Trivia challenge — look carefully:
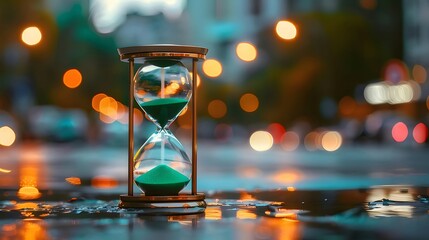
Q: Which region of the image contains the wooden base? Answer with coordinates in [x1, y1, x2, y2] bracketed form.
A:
[118, 193, 206, 215]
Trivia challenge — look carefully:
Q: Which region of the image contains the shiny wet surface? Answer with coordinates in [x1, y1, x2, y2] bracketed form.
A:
[1, 187, 429, 239]
[1, 142, 429, 239]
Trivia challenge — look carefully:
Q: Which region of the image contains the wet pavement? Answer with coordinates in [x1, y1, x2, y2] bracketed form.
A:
[1, 142, 429, 239]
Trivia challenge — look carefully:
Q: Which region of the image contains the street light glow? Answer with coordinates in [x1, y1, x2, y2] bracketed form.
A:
[236, 42, 257, 62]
[275, 20, 297, 40]
[0, 126, 16, 147]
[249, 131, 273, 151]
[203, 59, 222, 78]
[63, 69, 83, 88]
[21, 26, 42, 46]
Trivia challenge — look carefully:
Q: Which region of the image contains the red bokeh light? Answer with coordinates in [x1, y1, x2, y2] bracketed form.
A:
[391, 122, 408, 142]
[413, 123, 428, 144]
[267, 123, 286, 144]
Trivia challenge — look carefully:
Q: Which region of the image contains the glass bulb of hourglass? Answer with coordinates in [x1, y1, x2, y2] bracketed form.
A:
[133, 59, 192, 196]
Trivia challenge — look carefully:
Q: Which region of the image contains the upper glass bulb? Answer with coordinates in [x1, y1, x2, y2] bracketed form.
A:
[134, 59, 191, 129]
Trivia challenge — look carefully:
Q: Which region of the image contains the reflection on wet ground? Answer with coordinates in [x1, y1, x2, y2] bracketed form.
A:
[1, 186, 429, 239]
[1, 142, 429, 239]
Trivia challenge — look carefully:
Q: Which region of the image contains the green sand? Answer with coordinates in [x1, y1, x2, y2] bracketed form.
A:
[135, 164, 190, 196]
[141, 98, 188, 128]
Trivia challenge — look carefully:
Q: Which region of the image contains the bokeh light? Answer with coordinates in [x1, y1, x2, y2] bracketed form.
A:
[281, 131, 300, 151]
[21, 26, 42, 46]
[267, 123, 286, 144]
[271, 170, 300, 184]
[413, 123, 428, 144]
[239, 93, 259, 113]
[0, 126, 16, 147]
[249, 131, 273, 151]
[304, 131, 320, 151]
[275, 20, 297, 40]
[208, 99, 227, 118]
[99, 96, 118, 119]
[236, 42, 257, 62]
[392, 122, 408, 142]
[92, 93, 107, 111]
[364, 81, 418, 105]
[321, 131, 343, 152]
[202, 59, 222, 78]
[63, 69, 83, 88]
[412, 64, 427, 83]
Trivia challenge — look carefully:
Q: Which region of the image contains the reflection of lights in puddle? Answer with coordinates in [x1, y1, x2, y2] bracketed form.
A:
[265, 208, 302, 220]
[15, 202, 38, 210]
[236, 209, 257, 219]
[17, 186, 41, 200]
[0, 167, 12, 173]
[65, 177, 82, 185]
[205, 207, 222, 220]
[91, 176, 118, 189]
[366, 186, 416, 218]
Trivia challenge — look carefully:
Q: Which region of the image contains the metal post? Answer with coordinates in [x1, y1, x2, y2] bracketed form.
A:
[192, 58, 198, 195]
[128, 58, 135, 196]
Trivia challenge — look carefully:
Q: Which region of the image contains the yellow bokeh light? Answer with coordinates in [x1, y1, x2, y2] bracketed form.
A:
[321, 131, 343, 152]
[239, 93, 259, 113]
[275, 20, 297, 40]
[21, 26, 42, 46]
[236, 42, 257, 62]
[202, 59, 222, 78]
[412, 64, 427, 83]
[249, 131, 273, 151]
[63, 69, 83, 89]
[208, 99, 227, 118]
[0, 126, 16, 147]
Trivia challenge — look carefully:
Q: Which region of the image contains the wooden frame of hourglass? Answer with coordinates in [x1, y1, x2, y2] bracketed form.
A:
[117, 45, 208, 214]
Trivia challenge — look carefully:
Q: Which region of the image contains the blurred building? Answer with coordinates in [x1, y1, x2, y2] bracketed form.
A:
[403, 0, 429, 67]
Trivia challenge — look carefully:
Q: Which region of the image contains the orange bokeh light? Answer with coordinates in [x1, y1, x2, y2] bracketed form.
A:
[239, 93, 259, 113]
[92, 93, 107, 111]
[208, 99, 227, 118]
[202, 59, 222, 78]
[63, 69, 83, 88]
[236, 42, 257, 62]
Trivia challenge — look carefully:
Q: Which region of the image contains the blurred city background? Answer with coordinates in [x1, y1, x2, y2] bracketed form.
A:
[1, 0, 429, 196]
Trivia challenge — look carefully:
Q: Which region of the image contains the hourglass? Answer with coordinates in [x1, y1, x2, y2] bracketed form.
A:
[117, 45, 207, 214]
